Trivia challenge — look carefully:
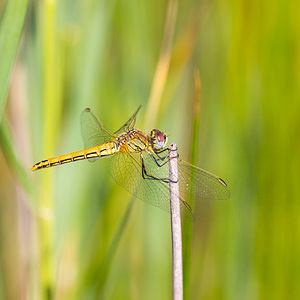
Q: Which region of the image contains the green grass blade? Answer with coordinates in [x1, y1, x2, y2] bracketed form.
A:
[145, 0, 178, 129]
[0, 0, 29, 120]
[0, 118, 34, 196]
[182, 71, 201, 299]
[78, 199, 134, 299]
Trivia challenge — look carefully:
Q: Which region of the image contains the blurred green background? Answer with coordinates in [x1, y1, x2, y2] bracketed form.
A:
[0, 0, 299, 299]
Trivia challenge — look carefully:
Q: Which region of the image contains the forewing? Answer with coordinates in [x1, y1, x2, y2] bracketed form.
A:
[113, 105, 142, 135]
[178, 159, 230, 200]
[80, 108, 114, 149]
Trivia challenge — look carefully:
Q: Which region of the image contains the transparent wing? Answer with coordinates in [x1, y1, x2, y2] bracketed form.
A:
[110, 149, 192, 215]
[110, 150, 171, 212]
[110, 149, 230, 214]
[80, 108, 115, 149]
[113, 105, 142, 135]
[178, 159, 230, 200]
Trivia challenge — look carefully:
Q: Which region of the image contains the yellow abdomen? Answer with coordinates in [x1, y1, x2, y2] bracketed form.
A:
[30, 142, 118, 171]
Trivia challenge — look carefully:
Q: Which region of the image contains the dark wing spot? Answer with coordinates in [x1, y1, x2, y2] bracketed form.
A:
[218, 178, 227, 187]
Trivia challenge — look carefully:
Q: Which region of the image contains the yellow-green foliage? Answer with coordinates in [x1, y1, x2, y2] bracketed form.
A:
[0, 0, 299, 299]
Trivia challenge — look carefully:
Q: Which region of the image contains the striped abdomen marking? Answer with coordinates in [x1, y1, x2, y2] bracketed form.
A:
[30, 142, 119, 172]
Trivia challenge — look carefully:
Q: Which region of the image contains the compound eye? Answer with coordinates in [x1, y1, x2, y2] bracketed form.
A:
[156, 131, 164, 142]
[155, 130, 167, 150]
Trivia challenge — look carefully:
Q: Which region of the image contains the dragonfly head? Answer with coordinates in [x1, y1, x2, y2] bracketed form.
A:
[150, 129, 168, 151]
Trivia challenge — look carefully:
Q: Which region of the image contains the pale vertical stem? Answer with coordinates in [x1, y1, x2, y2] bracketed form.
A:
[168, 143, 183, 300]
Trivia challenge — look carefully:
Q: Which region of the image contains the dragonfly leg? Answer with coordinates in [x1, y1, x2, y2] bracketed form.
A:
[155, 147, 169, 155]
[157, 145, 178, 154]
[156, 152, 170, 161]
[150, 152, 179, 168]
[150, 153, 170, 167]
[155, 147, 179, 160]
[155, 147, 179, 161]
[141, 155, 178, 184]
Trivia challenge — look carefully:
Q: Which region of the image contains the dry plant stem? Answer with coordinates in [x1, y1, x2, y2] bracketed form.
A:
[168, 143, 183, 300]
[145, 0, 178, 128]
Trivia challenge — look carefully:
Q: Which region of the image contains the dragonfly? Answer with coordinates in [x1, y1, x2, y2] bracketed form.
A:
[31, 106, 230, 214]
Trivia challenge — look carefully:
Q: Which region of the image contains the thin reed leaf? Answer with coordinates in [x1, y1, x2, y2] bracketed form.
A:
[182, 70, 201, 299]
[0, 0, 29, 120]
[77, 199, 134, 299]
[0, 118, 33, 196]
[37, 0, 60, 298]
[145, 0, 178, 128]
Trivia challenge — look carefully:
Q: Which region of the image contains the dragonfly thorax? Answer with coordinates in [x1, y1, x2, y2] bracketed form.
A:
[150, 129, 168, 151]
